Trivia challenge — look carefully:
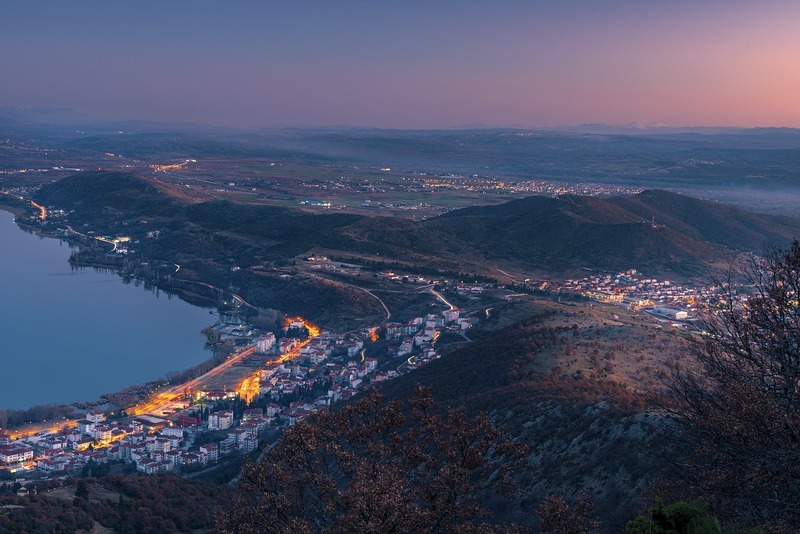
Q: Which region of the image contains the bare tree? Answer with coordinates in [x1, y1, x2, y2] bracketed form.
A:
[538, 492, 600, 534]
[217, 386, 526, 534]
[667, 239, 800, 526]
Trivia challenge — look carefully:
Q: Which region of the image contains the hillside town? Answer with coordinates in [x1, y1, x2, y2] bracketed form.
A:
[543, 268, 744, 319]
[0, 303, 474, 479]
[1, 229, 753, 484]
[3, 261, 750, 481]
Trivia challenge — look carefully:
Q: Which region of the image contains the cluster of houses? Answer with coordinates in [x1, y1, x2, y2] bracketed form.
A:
[385, 308, 473, 359]
[123, 408, 277, 475]
[259, 329, 385, 407]
[0, 407, 281, 476]
[263, 357, 388, 427]
[245, 306, 480, 427]
[258, 307, 475, 411]
[556, 269, 724, 313]
[0, 346, 400, 476]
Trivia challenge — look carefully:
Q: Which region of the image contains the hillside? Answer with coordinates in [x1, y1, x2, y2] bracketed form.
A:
[34, 172, 386, 328]
[25, 171, 799, 529]
[417, 190, 800, 276]
[35, 171, 181, 226]
[376, 300, 688, 530]
[34, 171, 800, 283]
[609, 189, 800, 251]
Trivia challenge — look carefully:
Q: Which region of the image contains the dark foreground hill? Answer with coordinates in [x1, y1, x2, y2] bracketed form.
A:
[212, 299, 691, 532]
[373, 300, 683, 530]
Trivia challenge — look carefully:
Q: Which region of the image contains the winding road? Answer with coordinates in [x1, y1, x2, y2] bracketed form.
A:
[429, 287, 456, 310]
[307, 272, 391, 321]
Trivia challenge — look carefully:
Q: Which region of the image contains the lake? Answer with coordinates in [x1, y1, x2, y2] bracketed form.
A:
[0, 209, 213, 410]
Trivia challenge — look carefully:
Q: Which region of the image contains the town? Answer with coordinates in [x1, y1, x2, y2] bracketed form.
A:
[550, 268, 740, 318]
[0, 295, 477, 481]
[0, 138, 646, 222]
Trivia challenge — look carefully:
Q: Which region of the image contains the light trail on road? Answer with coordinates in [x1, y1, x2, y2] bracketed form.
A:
[430, 287, 456, 310]
[236, 317, 320, 403]
[128, 345, 257, 416]
[30, 201, 47, 220]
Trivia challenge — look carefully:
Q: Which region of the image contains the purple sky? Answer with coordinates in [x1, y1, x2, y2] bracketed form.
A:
[2, 1, 799, 129]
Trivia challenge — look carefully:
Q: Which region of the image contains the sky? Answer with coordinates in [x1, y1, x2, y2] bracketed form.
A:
[2, 0, 800, 129]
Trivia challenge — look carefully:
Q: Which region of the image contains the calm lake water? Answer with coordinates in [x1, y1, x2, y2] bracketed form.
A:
[0, 210, 213, 410]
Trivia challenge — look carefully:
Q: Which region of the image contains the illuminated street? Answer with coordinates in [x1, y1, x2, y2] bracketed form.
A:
[128, 345, 256, 416]
[30, 200, 46, 220]
[131, 318, 320, 416]
[236, 318, 320, 404]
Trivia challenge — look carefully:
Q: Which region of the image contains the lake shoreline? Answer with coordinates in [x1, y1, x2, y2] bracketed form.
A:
[0, 205, 218, 422]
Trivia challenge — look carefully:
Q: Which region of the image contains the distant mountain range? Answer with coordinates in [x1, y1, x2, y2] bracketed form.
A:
[3, 106, 798, 134]
[7, 113, 800, 218]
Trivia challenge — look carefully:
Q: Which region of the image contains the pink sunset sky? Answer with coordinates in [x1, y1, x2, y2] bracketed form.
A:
[2, 0, 799, 129]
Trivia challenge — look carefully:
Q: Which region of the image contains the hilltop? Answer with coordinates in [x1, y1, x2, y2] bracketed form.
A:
[415, 190, 800, 277]
[35, 171, 181, 226]
[608, 189, 800, 251]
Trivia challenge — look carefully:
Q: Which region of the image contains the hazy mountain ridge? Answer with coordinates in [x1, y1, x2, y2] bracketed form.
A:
[8, 120, 800, 193]
[608, 190, 800, 251]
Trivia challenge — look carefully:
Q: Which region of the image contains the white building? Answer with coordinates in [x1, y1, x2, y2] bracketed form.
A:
[0, 445, 34, 464]
[443, 308, 462, 324]
[86, 411, 106, 423]
[146, 438, 171, 454]
[200, 443, 219, 463]
[652, 307, 690, 320]
[93, 425, 113, 441]
[256, 333, 276, 354]
[208, 410, 234, 430]
[265, 403, 282, 417]
[160, 426, 184, 439]
[77, 420, 96, 436]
